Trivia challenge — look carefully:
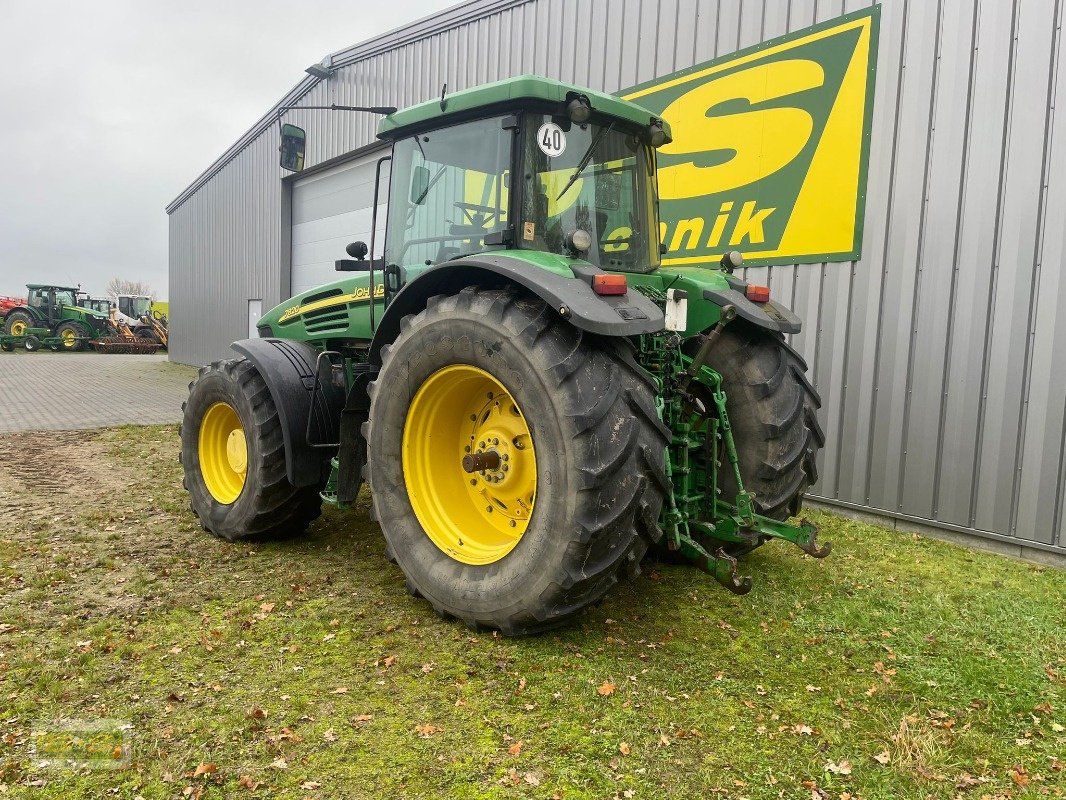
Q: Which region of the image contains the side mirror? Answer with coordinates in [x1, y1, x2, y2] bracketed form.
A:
[410, 165, 430, 204]
[279, 124, 306, 172]
[345, 241, 368, 260]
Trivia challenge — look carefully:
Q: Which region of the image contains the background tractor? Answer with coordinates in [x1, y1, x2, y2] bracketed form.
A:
[181, 76, 825, 634]
[2, 284, 111, 351]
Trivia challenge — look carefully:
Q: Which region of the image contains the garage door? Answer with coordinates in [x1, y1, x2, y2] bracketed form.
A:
[290, 150, 390, 297]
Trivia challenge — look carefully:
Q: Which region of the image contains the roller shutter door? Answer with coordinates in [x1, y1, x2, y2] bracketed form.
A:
[290, 150, 389, 297]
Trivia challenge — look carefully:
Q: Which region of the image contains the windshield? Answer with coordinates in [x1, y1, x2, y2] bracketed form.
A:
[120, 297, 151, 318]
[519, 115, 659, 272]
[385, 117, 511, 267]
[54, 290, 75, 306]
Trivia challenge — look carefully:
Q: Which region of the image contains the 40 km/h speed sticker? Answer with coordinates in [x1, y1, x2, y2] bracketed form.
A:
[536, 122, 566, 157]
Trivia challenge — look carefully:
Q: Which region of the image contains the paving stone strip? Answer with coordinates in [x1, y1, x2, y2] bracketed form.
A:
[0, 353, 198, 432]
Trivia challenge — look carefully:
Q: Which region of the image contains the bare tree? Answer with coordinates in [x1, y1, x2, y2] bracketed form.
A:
[106, 278, 155, 299]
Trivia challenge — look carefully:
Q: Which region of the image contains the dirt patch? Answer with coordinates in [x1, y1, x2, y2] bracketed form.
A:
[0, 427, 214, 624]
[0, 430, 128, 510]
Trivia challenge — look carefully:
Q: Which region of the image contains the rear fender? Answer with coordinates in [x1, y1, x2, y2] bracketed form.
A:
[231, 338, 345, 487]
[368, 254, 665, 365]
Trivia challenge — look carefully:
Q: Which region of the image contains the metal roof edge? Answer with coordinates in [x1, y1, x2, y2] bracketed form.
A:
[166, 0, 533, 215]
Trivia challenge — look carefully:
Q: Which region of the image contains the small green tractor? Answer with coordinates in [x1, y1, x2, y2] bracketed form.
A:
[181, 76, 826, 634]
[2, 285, 111, 351]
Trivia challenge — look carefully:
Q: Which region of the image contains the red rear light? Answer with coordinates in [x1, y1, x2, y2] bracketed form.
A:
[745, 285, 770, 303]
[592, 274, 628, 296]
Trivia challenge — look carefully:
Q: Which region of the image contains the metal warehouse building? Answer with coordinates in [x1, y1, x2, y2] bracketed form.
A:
[167, 0, 1066, 562]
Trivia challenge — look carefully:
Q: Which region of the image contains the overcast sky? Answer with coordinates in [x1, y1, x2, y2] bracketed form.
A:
[0, 0, 458, 300]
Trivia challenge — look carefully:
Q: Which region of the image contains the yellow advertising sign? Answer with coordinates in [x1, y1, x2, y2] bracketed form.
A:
[621, 7, 879, 266]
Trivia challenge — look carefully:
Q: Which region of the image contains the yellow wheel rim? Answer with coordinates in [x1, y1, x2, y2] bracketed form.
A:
[198, 402, 248, 504]
[402, 365, 537, 565]
[10, 320, 26, 336]
[61, 329, 76, 348]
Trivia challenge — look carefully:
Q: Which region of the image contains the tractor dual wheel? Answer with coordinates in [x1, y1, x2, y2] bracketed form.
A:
[4, 311, 32, 338]
[180, 358, 327, 541]
[366, 287, 670, 635]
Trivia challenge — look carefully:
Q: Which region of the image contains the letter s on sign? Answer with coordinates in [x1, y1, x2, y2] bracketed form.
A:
[657, 59, 824, 200]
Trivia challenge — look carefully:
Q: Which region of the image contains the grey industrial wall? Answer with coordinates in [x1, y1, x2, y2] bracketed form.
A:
[167, 0, 1066, 557]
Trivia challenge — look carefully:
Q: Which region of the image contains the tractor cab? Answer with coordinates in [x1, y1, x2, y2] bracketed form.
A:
[375, 78, 667, 279]
[26, 285, 79, 326]
[115, 294, 153, 326]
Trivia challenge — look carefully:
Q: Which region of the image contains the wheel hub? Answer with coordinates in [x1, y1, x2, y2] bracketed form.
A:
[402, 365, 537, 565]
[198, 402, 247, 505]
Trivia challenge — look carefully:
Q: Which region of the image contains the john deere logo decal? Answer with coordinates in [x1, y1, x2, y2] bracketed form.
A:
[621, 7, 879, 266]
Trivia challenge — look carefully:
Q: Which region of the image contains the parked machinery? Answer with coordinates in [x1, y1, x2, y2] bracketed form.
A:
[181, 76, 826, 634]
[2, 285, 110, 351]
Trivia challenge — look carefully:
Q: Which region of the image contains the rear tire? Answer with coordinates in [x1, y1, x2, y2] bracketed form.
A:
[366, 287, 669, 635]
[5, 311, 32, 337]
[708, 325, 824, 522]
[180, 358, 326, 541]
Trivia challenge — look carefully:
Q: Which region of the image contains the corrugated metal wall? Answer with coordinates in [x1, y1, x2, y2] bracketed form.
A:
[167, 0, 1066, 555]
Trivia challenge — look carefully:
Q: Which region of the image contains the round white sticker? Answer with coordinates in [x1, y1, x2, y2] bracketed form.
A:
[536, 122, 567, 157]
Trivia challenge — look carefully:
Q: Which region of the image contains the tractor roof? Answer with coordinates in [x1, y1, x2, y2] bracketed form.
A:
[27, 284, 79, 292]
[377, 74, 670, 140]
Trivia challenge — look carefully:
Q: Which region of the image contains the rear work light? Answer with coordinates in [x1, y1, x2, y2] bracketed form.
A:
[745, 284, 770, 303]
[592, 274, 628, 296]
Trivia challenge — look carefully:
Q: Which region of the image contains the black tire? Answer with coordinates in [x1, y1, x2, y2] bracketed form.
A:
[707, 325, 824, 522]
[135, 326, 160, 343]
[1, 341, 13, 352]
[23, 334, 41, 352]
[4, 311, 32, 337]
[180, 358, 326, 541]
[366, 287, 669, 635]
[55, 321, 86, 352]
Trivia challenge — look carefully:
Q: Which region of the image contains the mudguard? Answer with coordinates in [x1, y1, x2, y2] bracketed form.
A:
[368, 254, 665, 364]
[703, 287, 802, 335]
[231, 338, 345, 487]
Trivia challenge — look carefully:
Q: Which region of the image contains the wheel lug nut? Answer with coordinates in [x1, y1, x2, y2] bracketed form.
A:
[502, 454, 509, 461]
[510, 520, 516, 528]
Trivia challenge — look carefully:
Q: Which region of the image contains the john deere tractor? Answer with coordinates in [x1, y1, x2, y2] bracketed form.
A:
[3, 284, 111, 351]
[181, 76, 826, 634]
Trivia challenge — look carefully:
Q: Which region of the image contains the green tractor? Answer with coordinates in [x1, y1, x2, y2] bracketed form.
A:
[3, 285, 111, 351]
[181, 75, 826, 634]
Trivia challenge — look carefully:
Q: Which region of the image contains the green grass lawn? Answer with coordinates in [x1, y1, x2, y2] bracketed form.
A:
[0, 425, 1063, 799]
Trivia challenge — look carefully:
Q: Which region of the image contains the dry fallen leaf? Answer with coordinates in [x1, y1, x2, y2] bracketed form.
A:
[618, 742, 631, 755]
[383, 655, 398, 668]
[415, 724, 440, 737]
[596, 682, 616, 696]
[354, 714, 374, 723]
[323, 728, 337, 742]
[193, 763, 217, 778]
[300, 781, 322, 790]
[332, 686, 349, 694]
[259, 602, 275, 613]
[247, 707, 267, 720]
[872, 750, 890, 765]
[507, 741, 524, 755]
[269, 758, 289, 770]
[237, 775, 260, 790]
[793, 724, 813, 736]
[825, 759, 852, 775]
[523, 772, 541, 786]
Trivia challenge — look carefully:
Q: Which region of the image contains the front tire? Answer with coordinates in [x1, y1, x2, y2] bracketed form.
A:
[55, 322, 85, 351]
[366, 287, 669, 635]
[180, 358, 326, 541]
